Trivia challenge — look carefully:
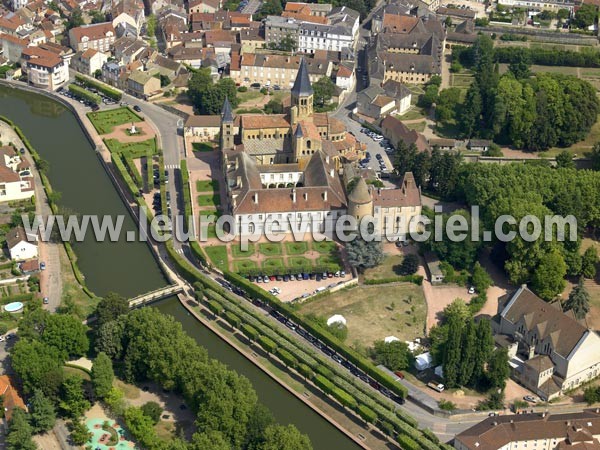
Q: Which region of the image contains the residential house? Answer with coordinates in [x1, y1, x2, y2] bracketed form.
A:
[11, 0, 28, 11]
[0, 12, 27, 36]
[102, 61, 127, 88]
[356, 80, 411, 119]
[167, 44, 203, 68]
[147, 52, 181, 80]
[6, 226, 38, 261]
[446, 19, 477, 48]
[19, 259, 39, 274]
[454, 410, 600, 450]
[424, 251, 444, 284]
[429, 137, 457, 151]
[21, 45, 69, 89]
[111, 0, 145, 37]
[468, 139, 492, 152]
[494, 285, 600, 400]
[380, 115, 429, 152]
[188, 0, 221, 13]
[335, 63, 354, 91]
[0, 376, 27, 425]
[0, 33, 28, 63]
[126, 69, 161, 98]
[184, 115, 221, 140]
[112, 36, 146, 65]
[497, 0, 577, 11]
[72, 48, 107, 76]
[68, 22, 115, 52]
[239, 27, 265, 54]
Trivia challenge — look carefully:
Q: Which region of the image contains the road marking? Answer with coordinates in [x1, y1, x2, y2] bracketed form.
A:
[165, 164, 180, 169]
[176, 248, 184, 254]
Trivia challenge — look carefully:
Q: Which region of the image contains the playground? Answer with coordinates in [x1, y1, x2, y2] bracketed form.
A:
[85, 417, 135, 450]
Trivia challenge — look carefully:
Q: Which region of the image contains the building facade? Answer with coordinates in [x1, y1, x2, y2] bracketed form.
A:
[68, 22, 116, 53]
[21, 46, 69, 90]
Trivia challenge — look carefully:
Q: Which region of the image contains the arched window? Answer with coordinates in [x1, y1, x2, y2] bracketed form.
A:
[306, 140, 311, 149]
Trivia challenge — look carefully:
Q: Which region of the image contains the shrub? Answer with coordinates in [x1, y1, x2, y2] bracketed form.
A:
[257, 335, 277, 354]
[276, 348, 298, 368]
[241, 323, 259, 341]
[141, 402, 162, 424]
[314, 374, 335, 394]
[68, 84, 101, 105]
[397, 434, 420, 450]
[331, 387, 357, 410]
[357, 404, 377, 423]
[75, 74, 122, 100]
[438, 399, 457, 411]
[223, 311, 240, 328]
[298, 363, 313, 380]
[237, 86, 248, 92]
[206, 299, 223, 316]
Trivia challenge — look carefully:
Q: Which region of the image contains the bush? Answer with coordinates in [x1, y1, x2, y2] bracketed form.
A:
[276, 348, 298, 368]
[241, 323, 259, 341]
[298, 363, 313, 380]
[438, 399, 457, 411]
[331, 387, 357, 410]
[75, 74, 122, 100]
[141, 402, 162, 424]
[237, 86, 248, 92]
[314, 374, 335, 394]
[398, 254, 419, 275]
[363, 275, 423, 285]
[397, 434, 420, 450]
[357, 404, 377, 423]
[206, 299, 224, 315]
[223, 311, 241, 328]
[68, 84, 101, 105]
[258, 335, 277, 354]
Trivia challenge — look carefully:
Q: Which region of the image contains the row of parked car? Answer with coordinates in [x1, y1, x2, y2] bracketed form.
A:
[215, 277, 406, 405]
[249, 270, 346, 284]
[57, 87, 99, 111]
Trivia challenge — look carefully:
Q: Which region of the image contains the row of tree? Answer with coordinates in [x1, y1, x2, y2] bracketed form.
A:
[187, 68, 239, 115]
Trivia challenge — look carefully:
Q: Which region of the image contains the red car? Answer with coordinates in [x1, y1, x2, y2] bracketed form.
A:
[394, 371, 405, 379]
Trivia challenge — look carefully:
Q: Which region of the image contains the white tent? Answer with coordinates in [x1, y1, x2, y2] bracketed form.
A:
[414, 352, 433, 371]
[434, 365, 444, 378]
[327, 314, 346, 326]
[384, 336, 400, 343]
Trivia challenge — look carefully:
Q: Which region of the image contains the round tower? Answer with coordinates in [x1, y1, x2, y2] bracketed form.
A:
[347, 178, 373, 222]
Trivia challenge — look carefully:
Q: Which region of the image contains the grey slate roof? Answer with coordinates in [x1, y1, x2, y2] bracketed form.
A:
[292, 57, 313, 97]
[222, 97, 234, 122]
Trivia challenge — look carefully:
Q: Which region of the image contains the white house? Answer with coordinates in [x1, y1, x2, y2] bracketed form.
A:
[68, 22, 116, 53]
[6, 227, 38, 261]
[111, 0, 145, 37]
[21, 46, 69, 90]
[184, 115, 221, 140]
[72, 48, 108, 76]
[335, 63, 354, 91]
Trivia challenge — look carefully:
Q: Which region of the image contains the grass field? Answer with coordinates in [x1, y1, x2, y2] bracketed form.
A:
[104, 138, 157, 156]
[285, 242, 308, 255]
[232, 243, 255, 258]
[199, 209, 220, 218]
[298, 284, 427, 347]
[205, 245, 228, 270]
[87, 107, 142, 135]
[405, 121, 427, 132]
[363, 255, 405, 280]
[262, 258, 285, 270]
[196, 180, 219, 192]
[237, 90, 264, 104]
[312, 240, 337, 254]
[397, 108, 427, 121]
[316, 255, 341, 268]
[450, 73, 474, 88]
[233, 259, 258, 272]
[259, 242, 282, 256]
[197, 194, 220, 208]
[192, 142, 214, 152]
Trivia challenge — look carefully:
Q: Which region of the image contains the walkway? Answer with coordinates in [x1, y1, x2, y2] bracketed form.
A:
[0, 120, 62, 311]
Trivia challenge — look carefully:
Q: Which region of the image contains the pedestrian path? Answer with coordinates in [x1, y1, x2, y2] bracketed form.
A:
[165, 164, 180, 169]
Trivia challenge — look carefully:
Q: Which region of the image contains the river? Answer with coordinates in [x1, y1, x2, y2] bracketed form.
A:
[0, 85, 363, 450]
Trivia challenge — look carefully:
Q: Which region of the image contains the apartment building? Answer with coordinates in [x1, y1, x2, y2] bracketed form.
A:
[21, 46, 69, 89]
[68, 22, 116, 52]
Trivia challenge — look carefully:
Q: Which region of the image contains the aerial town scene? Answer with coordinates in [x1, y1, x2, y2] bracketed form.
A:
[2, 0, 600, 448]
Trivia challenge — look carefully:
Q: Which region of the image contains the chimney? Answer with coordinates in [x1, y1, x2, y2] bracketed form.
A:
[292, 188, 296, 202]
[253, 193, 258, 204]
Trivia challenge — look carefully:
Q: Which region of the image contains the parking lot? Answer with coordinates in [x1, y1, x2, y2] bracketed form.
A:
[357, 128, 394, 177]
[253, 270, 352, 303]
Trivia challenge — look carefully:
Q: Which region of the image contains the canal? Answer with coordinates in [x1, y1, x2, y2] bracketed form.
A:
[0, 85, 363, 450]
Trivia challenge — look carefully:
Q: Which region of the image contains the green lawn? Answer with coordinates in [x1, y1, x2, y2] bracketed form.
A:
[237, 90, 264, 104]
[204, 245, 228, 270]
[192, 142, 214, 152]
[233, 259, 258, 272]
[199, 209, 220, 218]
[312, 240, 337, 254]
[259, 242, 282, 256]
[87, 107, 143, 135]
[196, 180, 219, 192]
[287, 256, 313, 270]
[406, 121, 426, 132]
[397, 108, 427, 121]
[285, 242, 308, 255]
[316, 255, 341, 267]
[197, 194, 220, 208]
[232, 243, 255, 258]
[262, 258, 285, 270]
[363, 255, 405, 280]
[104, 138, 157, 156]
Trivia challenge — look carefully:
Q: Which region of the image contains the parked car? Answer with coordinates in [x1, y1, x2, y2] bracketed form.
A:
[523, 395, 537, 403]
[43, 297, 49, 304]
[468, 286, 476, 294]
[250, 83, 261, 89]
[40, 262, 46, 270]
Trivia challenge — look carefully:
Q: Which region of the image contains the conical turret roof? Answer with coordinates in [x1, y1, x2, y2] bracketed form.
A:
[222, 96, 234, 122]
[292, 57, 313, 97]
[348, 178, 372, 205]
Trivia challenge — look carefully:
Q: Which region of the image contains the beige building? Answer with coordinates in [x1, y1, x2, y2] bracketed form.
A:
[72, 48, 107, 76]
[494, 285, 600, 400]
[0, 146, 34, 203]
[184, 115, 221, 140]
[0, 33, 28, 63]
[126, 70, 161, 98]
[68, 22, 116, 53]
[21, 46, 69, 90]
[455, 410, 600, 450]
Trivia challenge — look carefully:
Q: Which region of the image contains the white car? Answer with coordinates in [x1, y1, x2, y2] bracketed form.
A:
[269, 287, 281, 295]
[468, 286, 476, 294]
[373, 135, 384, 142]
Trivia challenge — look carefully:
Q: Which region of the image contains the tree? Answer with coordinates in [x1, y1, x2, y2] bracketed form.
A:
[370, 340, 412, 371]
[471, 262, 492, 293]
[581, 246, 598, 279]
[259, 0, 283, 17]
[146, 14, 157, 37]
[556, 150, 575, 169]
[574, 3, 597, 28]
[312, 77, 336, 108]
[531, 250, 567, 301]
[264, 99, 284, 114]
[91, 352, 114, 400]
[458, 319, 477, 386]
[398, 254, 419, 275]
[486, 348, 510, 390]
[41, 314, 89, 359]
[259, 424, 313, 450]
[29, 389, 56, 433]
[584, 386, 600, 405]
[191, 430, 231, 450]
[442, 309, 464, 388]
[6, 408, 36, 450]
[557, 8, 570, 20]
[11, 340, 63, 395]
[345, 238, 384, 272]
[68, 420, 92, 446]
[268, 34, 296, 52]
[65, 8, 84, 31]
[564, 278, 591, 320]
[89, 10, 106, 24]
[244, 403, 274, 449]
[141, 401, 162, 425]
[188, 69, 239, 115]
[95, 292, 129, 327]
[59, 375, 90, 419]
[507, 48, 531, 79]
[95, 319, 125, 359]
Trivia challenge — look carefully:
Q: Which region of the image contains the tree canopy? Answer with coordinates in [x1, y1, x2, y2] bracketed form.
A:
[188, 69, 239, 115]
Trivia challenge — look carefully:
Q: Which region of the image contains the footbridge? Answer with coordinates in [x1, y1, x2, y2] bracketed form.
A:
[128, 285, 184, 308]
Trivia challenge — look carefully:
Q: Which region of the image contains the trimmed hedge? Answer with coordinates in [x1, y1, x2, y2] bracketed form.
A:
[331, 387, 357, 410]
[180, 159, 192, 234]
[314, 374, 335, 394]
[123, 155, 143, 189]
[206, 299, 224, 315]
[222, 271, 409, 400]
[0, 293, 34, 304]
[298, 363, 314, 380]
[224, 311, 241, 328]
[258, 335, 277, 354]
[190, 241, 209, 267]
[276, 348, 298, 368]
[357, 404, 377, 423]
[363, 275, 423, 285]
[75, 73, 122, 100]
[397, 434, 420, 450]
[145, 151, 153, 193]
[112, 153, 140, 198]
[241, 323, 259, 341]
[68, 84, 101, 105]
